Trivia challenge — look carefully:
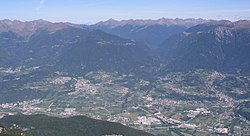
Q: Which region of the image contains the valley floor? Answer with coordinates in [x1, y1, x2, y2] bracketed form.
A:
[0, 67, 250, 136]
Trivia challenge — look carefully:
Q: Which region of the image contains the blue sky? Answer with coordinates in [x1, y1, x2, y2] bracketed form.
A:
[0, 0, 250, 24]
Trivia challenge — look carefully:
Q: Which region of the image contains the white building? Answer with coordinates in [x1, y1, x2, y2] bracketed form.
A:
[136, 116, 161, 126]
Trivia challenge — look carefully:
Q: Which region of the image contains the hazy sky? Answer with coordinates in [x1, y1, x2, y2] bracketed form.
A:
[1, 0, 250, 24]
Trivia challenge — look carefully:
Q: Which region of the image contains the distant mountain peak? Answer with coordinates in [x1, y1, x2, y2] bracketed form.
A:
[32, 19, 49, 22]
[97, 18, 119, 27]
[106, 18, 117, 22]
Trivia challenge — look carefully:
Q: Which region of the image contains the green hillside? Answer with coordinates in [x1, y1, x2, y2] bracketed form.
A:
[1, 115, 154, 136]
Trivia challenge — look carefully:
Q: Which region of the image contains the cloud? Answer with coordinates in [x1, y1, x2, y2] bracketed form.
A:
[36, 0, 45, 11]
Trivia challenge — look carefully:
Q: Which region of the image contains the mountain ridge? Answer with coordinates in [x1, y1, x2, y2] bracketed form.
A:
[96, 18, 210, 27]
[158, 20, 250, 74]
[0, 19, 79, 37]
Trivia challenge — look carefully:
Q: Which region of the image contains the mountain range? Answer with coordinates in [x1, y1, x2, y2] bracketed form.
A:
[0, 18, 249, 75]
